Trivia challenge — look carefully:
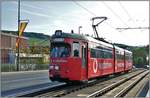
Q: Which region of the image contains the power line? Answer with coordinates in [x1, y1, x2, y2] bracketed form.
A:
[72, 1, 116, 30]
[118, 1, 134, 22]
[102, 1, 129, 27]
[118, 1, 149, 32]
[73, 1, 96, 16]
[104, 21, 116, 29]
[72, 0, 132, 41]
[116, 27, 150, 30]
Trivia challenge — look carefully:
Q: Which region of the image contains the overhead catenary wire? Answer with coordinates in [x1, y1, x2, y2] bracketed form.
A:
[72, 1, 117, 30]
[102, 1, 129, 28]
[73, 0, 102, 37]
[118, 1, 134, 22]
[118, 1, 141, 31]
[72, 1, 96, 16]
[100, 2, 135, 39]
[117, 2, 148, 32]
[116, 27, 150, 30]
[73, 0, 148, 42]
[72, 1, 124, 43]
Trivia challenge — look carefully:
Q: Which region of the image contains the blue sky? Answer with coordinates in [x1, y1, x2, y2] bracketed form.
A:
[2, 1, 149, 46]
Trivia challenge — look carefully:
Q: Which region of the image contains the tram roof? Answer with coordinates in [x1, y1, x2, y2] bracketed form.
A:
[52, 32, 114, 47]
[85, 36, 113, 48]
[114, 46, 124, 51]
[52, 32, 88, 40]
[124, 49, 132, 54]
[52, 32, 132, 51]
[52, 32, 113, 47]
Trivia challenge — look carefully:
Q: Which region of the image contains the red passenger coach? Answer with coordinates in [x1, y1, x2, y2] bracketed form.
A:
[114, 46, 125, 73]
[124, 50, 133, 71]
[49, 30, 133, 83]
[87, 37, 114, 78]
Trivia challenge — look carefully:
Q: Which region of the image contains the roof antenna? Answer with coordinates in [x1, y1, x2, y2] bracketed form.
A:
[71, 30, 74, 34]
[91, 16, 107, 39]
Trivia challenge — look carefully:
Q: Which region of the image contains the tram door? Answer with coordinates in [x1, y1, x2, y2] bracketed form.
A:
[82, 43, 88, 80]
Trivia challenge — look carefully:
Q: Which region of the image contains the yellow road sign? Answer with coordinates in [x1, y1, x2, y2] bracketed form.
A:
[16, 20, 28, 48]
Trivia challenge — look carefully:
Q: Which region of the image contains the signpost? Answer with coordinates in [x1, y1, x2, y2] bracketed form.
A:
[16, 20, 29, 71]
[16, 0, 29, 71]
[16, 0, 20, 71]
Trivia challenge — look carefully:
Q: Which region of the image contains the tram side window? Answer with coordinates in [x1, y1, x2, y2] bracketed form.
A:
[103, 51, 113, 58]
[125, 55, 128, 60]
[116, 54, 124, 60]
[96, 46, 104, 58]
[128, 54, 132, 60]
[91, 48, 112, 58]
[90, 49, 96, 58]
[103, 48, 113, 58]
[96, 49, 102, 58]
[73, 42, 80, 57]
[125, 54, 129, 60]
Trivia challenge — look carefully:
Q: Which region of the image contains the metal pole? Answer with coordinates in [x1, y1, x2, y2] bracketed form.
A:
[78, 26, 82, 34]
[17, 0, 20, 71]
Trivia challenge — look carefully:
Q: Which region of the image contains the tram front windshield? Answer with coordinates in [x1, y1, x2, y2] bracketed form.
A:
[51, 43, 70, 58]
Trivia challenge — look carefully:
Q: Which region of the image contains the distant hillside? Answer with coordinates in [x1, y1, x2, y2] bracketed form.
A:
[2, 30, 50, 46]
[2, 30, 50, 39]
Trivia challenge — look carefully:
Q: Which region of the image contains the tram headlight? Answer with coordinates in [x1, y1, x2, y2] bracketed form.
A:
[49, 65, 54, 70]
[55, 65, 59, 70]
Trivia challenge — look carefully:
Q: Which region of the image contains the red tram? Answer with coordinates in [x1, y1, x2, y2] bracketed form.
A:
[49, 30, 133, 83]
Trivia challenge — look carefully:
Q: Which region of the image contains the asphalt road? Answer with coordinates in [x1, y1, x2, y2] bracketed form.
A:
[1, 70, 51, 92]
[1, 70, 66, 97]
[1, 69, 149, 97]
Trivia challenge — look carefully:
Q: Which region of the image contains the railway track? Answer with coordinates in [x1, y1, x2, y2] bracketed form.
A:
[62, 69, 147, 97]
[19, 69, 147, 97]
[87, 70, 149, 97]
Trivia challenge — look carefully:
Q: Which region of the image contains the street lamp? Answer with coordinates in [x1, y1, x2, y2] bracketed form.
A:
[78, 26, 82, 34]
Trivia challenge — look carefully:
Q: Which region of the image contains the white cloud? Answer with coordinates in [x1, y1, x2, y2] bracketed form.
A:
[21, 9, 50, 19]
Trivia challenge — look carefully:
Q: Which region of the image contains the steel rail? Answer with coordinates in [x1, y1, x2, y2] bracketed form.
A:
[114, 71, 149, 97]
[52, 73, 132, 97]
[87, 70, 147, 98]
